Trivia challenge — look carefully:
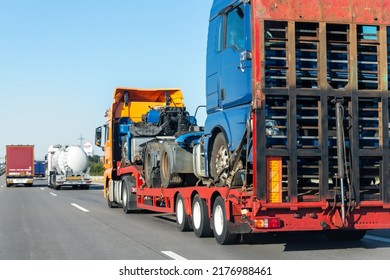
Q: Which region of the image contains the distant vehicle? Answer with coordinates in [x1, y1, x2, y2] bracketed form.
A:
[5, 145, 34, 187]
[34, 160, 46, 177]
[46, 145, 91, 190]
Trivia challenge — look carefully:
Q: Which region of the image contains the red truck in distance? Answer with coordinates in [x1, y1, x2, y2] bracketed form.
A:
[5, 145, 34, 187]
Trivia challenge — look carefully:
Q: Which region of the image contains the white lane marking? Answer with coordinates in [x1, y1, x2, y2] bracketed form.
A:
[1, 185, 4, 188]
[40, 187, 45, 190]
[71, 203, 90, 213]
[161, 251, 187, 260]
[365, 234, 390, 243]
[49, 192, 58, 197]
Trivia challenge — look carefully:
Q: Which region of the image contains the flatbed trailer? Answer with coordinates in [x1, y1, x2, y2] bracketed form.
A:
[97, 0, 390, 244]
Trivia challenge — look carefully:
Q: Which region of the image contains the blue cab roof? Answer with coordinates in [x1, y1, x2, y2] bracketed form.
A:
[210, 0, 239, 20]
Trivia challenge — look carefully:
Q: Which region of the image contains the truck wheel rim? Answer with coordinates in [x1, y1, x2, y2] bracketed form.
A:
[177, 199, 184, 224]
[214, 205, 224, 236]
[193, 201, 201, 229]
[215, 146, 228, 177]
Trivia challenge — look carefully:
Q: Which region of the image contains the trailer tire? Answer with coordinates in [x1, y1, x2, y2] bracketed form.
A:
[212, 196, 237, 245]
[122, 176, 137, 213]
[122, 184, 131, 214]
[175, 194, 191, 232]
[192, 194, 213, 237]
[210, 133, 229, 186]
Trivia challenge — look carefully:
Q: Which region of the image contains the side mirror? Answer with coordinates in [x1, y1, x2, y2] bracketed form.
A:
[95, 126, 102, 147]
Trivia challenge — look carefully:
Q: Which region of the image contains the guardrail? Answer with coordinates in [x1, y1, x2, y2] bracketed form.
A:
[90, 176, 104, 184]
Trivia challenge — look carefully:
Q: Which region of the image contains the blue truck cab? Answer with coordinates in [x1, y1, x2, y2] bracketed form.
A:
[34, 160, 46, 177]
[203, 0, 253, 183]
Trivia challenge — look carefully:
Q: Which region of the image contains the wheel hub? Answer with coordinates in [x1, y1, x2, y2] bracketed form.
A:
[215, 146, 229, 180]
[193, 201, 201, 229]
[214, 205, 224, 236]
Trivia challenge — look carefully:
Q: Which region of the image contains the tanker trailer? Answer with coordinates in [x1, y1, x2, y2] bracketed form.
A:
[47, 145, 91, 190]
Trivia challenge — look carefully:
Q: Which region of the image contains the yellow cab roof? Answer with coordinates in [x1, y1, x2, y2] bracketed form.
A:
[112, 87, 184, 123]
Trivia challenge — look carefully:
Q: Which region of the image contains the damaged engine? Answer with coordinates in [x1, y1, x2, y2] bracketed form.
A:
[120, 106, 196, 168]
[130, 106, 192, 137]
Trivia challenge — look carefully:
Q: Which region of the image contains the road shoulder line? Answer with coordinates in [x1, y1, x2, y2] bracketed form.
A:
[70, 203, 90, 213]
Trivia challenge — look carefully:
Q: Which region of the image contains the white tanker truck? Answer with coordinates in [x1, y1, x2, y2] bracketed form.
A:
[47, 145, 91, 190]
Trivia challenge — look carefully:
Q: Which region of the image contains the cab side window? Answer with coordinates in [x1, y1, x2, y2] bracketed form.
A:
[225, 6, 245, 50]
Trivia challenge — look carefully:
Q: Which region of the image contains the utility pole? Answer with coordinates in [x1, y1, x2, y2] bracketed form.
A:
[77, 133, 85, 147]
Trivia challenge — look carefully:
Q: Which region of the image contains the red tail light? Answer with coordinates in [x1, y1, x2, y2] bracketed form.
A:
[254, 218, 282, 229]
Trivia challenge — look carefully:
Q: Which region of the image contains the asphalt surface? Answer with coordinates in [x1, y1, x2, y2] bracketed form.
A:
[1, 175, 390, 260]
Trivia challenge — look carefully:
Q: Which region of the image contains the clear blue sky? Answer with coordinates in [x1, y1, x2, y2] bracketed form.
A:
[0, 0, 212, 160]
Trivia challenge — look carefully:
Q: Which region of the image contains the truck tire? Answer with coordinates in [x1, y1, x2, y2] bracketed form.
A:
[212, 196, 237, 245]
[51, 173, 61, 190]
[106, 180, 118, 208]
[107, 195, 115, 208]
[210, 133, 229, 186]
[122, 176, 137, 213]
[160, 144, 183, 188]
[48, 173, 54, 188]
[175, 193, 191, 231]
[192, 194, 213, 237]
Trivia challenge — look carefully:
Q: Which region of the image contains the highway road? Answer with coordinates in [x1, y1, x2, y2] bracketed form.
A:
[1, 174, 390, 260]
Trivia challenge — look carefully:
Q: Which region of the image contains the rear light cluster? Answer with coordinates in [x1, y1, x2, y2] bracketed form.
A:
[254, 218, 282, 229]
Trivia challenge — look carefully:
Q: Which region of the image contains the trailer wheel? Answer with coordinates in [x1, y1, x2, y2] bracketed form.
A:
[192, 194, 213, 237]
[122, 184, 130, 214]
[122, 176, 137, 213]
[212, 196, 237, 245]
[210, 133, 229, 185]
[175, 194, 191, 231]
